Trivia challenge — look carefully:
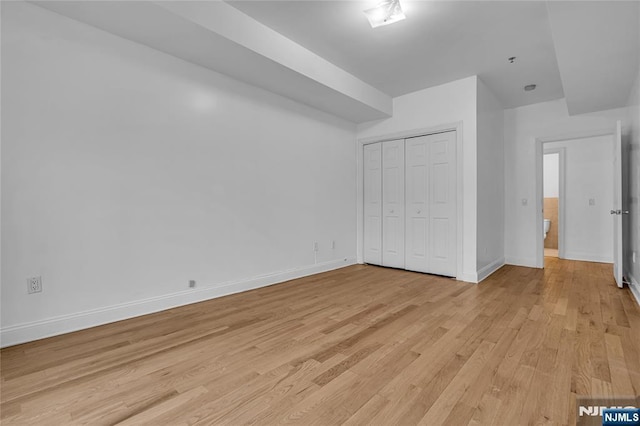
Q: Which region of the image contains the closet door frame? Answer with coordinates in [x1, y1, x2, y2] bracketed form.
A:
[356, 122, 464, 281]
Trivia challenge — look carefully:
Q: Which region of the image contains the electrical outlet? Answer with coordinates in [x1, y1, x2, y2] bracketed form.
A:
[589, 198, 596, 206]
[331, 240, 336, 250]
[189, 280, 196, 288]
[313, 242, 319, 252]
[27, 276, 42, 294]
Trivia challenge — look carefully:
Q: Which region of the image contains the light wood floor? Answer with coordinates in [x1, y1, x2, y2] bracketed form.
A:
[2, 258, 639, 425]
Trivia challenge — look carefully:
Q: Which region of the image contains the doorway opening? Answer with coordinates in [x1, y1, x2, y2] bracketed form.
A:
[536, 132, 616, 268]
[543, 150, 562, 258]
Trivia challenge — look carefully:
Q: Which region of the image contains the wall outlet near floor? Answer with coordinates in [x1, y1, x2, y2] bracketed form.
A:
[27, 276, 42, 294]
[189, 280, 196, 288]
[331, 240, 336, 250]
[313, 242, 319, 252]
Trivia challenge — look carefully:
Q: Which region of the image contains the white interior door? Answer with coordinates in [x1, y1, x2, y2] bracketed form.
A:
[363, 143, 382, 265]
[382, 139, 405, 268]
[405, 137, 429, 273]
[612, 120, 623, 288]
[427, 131, 457, 277]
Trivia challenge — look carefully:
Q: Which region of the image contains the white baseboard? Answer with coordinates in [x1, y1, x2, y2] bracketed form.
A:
[628, 273, 640, 306]
[505, 256, 538, 268]
[0, 258, 356, 348]
[457, 272, 479, 284]
[477, 258, 505, 282]
[562, 252, 613, 264]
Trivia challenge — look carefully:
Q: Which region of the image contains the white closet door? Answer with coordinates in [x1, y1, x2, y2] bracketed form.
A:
[382, 139, 405, 268]
[405, 137, 429, 273]
[427, 131, 457, 276]
[363, 143, 382, 265]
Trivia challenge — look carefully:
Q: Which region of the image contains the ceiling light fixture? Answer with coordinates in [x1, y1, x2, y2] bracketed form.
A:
[524, 84, 537, 91]
[364, 0, 406, 28]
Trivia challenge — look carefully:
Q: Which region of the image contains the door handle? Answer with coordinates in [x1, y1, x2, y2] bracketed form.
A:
[622, 211, 630, 214]
[610, 210, 621, 215]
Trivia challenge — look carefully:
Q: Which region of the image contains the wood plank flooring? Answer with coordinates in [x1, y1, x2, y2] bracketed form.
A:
[2, 257, 640, 425]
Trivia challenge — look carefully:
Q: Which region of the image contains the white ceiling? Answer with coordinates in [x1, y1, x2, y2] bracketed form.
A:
[32, 0, 393, 122]
[229, 1, 565, 109]
[547, 1, 639, 115]
[30, 1, 640, 120]
[230, 0, 639, 112]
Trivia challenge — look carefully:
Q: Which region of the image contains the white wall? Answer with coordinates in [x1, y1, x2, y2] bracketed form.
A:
[476, 78, 505, 280]
[625, 51, 640, 303]
[1, 2, 357, 346]
[357, 76, 479, 282]
[543, 153, 559, 198]
[546, 136, 613, 263]
[504, 98, 629, 267]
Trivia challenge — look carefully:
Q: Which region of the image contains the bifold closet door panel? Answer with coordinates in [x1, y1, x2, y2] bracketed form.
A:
[363, 143, 382, 265]
[428, 131, 457, 277]
[405, 137, 429, 273]
[382, 139, 405, 268]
